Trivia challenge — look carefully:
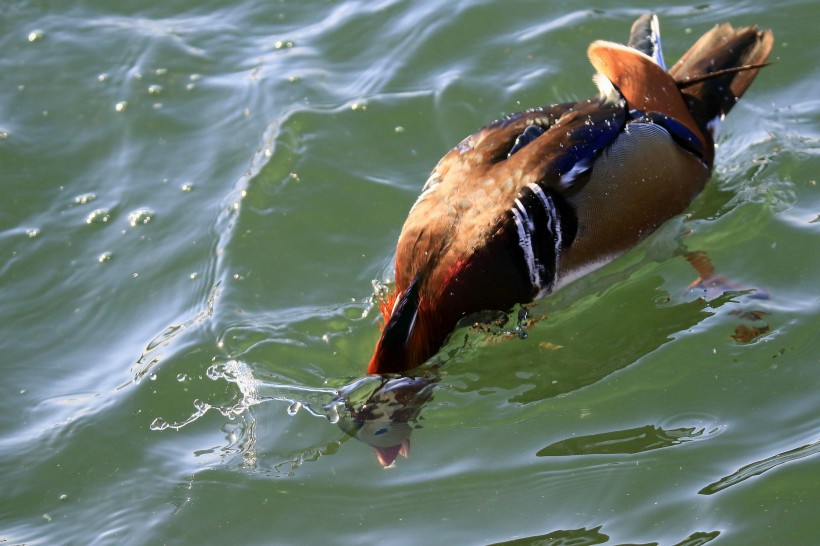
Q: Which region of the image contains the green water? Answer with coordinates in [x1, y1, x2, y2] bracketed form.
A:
[2, 1, 818, 544]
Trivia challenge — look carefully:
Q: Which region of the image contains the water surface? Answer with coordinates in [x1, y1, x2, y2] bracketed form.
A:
[1, 0, 818, 544]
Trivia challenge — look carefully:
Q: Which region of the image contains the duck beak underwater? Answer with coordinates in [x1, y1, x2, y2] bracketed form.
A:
[368, 14, 773, 375]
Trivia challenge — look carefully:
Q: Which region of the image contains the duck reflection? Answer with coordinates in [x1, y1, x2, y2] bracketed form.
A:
[331, 375, 436, 467]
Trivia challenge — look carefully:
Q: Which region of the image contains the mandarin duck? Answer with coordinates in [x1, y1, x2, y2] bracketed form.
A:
[369, 15, 773, 375]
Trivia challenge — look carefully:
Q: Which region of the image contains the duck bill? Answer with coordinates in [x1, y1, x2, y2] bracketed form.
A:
[375, 439, 410, 468]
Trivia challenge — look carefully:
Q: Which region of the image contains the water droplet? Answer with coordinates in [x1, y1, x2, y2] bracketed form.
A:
[287, 401, 302, 415]
[324, 403, 340, 424]
[85, 208, 111, 225]
[127, 208, 153, 227]
[150, 417, 169, 431]
[73, 193, 96, 205]
[27, 30, 44, 42]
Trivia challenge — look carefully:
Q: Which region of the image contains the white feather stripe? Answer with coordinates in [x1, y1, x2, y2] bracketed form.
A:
[527, 183, 562, 289]
[511, 206, 540, 289]
[514, 198, 533, 230]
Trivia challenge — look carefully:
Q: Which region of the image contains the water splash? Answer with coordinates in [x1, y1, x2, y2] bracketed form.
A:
[129, 281, 220, 385]
[151, 357, 344, 432]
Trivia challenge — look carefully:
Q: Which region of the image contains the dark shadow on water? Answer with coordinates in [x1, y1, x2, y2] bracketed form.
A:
[536, 424, 709, 457]
[486, 525, 720, 546]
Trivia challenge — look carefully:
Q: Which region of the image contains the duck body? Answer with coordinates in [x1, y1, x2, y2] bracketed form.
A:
[369, 15, 773, 374]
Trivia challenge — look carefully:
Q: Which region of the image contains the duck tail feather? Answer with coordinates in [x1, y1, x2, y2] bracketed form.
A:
[669, 23, 774, 133]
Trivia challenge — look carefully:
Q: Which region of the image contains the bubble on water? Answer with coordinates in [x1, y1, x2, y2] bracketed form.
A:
[114, 101, 128, 112]
[147, 84, 162, 95]
[394, 126, 405, 134]
[98, 73, 109, 83]
[154, 68, 167, 76]
[26, 228, 40, 238]
[181, 182, 194, 192]
[127, 208, 153, 227]
[189, 272, 198, 280]
[324, 402, 340, 424]
[59, 494, 68, 502]
[73, 193, 96, 205]
[97, 251, 112, 263]
[274, 40, 294, 49]
[287, 401, 302, 416]
[177, 373, 187, 382]
[85, 208, 111, 225]
[0, 130, 9, 140]
[27, 30, 44, 42]
[186, 74, 201, 91]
